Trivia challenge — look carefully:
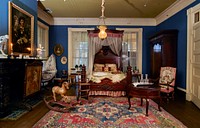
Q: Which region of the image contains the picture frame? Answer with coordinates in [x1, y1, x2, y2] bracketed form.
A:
[54, 44, 64, 56]
[61, 56, 67, 64]
[8, 2, 34, 56]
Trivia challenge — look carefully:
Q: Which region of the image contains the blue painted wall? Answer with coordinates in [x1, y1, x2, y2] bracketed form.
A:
[157, 0, 200, 89]
[0, 0, 10, 35]
[49, 25, 156, 77]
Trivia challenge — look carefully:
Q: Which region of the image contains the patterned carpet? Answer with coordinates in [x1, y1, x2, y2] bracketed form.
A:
[33, 97, 187, 128]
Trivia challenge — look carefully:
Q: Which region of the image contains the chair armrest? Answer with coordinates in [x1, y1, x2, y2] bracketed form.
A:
[160, 78, 175, 90]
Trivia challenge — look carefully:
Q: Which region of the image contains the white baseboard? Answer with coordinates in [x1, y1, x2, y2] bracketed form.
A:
[177, 87, 186, 92]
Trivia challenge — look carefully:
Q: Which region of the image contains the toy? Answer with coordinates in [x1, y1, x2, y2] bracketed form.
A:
[52, 81, 69, 102]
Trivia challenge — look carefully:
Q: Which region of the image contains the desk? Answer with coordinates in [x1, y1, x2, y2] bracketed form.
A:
[127, 83, 161, 116]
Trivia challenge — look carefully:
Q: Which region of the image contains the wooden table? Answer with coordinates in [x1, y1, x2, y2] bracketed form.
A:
[127, 83, 162, 116]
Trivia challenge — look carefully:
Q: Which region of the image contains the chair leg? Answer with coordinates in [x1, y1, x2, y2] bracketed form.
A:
[172, 92, 175, 100]
[167, 93, 170, 103]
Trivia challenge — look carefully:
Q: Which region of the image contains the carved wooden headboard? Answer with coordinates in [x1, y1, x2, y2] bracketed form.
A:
[94, 46, 122, 70]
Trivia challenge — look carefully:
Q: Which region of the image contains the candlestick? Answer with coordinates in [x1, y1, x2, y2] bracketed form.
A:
[11, 43, 13, 51]
[145, 74, 148, 79]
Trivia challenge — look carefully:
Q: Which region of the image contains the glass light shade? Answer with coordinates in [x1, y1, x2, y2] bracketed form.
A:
[98, 25, 107, 39]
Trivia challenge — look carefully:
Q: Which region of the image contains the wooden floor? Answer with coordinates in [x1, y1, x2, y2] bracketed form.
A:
[0, 87, 200, 128]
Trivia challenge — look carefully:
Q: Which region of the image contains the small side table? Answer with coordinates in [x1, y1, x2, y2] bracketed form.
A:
[127, 83, 161, 116]
[77, 82, 90, 101]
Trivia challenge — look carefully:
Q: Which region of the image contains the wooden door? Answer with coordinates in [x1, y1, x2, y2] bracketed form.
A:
[187, 3, 200, 109]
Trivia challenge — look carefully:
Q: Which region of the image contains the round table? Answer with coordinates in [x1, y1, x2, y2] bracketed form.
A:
[127, 83, 162, 116]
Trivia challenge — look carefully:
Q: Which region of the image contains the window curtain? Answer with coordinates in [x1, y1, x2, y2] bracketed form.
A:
[72, 32, 88, 67]
[122, 32, 137, 72]
[87, 30, 123, 76]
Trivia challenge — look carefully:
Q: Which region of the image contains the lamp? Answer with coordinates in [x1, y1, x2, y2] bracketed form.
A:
[98, 0, 107, 40]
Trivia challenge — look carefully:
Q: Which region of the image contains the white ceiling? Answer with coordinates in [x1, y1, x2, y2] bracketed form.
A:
[39, 0, 178, 18]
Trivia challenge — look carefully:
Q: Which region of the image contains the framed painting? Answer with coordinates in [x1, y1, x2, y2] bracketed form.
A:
[8, 2, 34, 56]
[54, 44, 64, 56]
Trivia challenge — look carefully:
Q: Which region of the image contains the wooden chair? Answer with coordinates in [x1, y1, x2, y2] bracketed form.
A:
[159, 67, 176, 102]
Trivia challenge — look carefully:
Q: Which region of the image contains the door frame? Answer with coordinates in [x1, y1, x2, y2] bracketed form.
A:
[186, 3, 200, 101]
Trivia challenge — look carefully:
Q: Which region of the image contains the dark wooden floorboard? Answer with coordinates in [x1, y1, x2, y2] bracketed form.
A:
[0, 88, 200, 128]
[161, 90, 200, 128]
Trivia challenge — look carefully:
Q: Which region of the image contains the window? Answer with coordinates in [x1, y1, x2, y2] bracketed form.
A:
[117, 28, 143, 73]
[68, 28, 94, 73]
[68, 28, 142, 74]
[72, 32, 88, 67]
[37, 21, 49, 58]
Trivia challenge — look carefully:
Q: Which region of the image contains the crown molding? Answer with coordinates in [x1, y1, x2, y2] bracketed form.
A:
[155, 0, 196, 25]
[48, 0, 195, 26]
[53, 18, 156, 26]
[38, 6, 54, 25]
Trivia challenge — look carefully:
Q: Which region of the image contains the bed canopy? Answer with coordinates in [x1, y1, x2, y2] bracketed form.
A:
[87, 30, 124, 76]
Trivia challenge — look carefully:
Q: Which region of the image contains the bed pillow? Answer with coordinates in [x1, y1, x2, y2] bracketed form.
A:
[105, 64, 117, 72]
[103, 66, 109, 72]
[94, 64, 104, 72]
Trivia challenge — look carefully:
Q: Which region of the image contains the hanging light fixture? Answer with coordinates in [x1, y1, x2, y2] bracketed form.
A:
[98, 0, 107, 40]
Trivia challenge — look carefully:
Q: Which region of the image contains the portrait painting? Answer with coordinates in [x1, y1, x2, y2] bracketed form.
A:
[9, 2, 34, 56]
[54, 44, 64, 56]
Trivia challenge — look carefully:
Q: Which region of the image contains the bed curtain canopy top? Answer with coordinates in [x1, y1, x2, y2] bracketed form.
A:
[87, 29, 124, 77]
[88, 30, 124, 38]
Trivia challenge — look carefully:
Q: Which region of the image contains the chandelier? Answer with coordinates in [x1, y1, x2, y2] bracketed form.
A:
[98, 0, 107, 40]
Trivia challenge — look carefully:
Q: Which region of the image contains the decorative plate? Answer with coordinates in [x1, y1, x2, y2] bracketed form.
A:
[61, 56, 67, 64]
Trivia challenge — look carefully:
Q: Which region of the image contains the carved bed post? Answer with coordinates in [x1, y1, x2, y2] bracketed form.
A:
[126, 65, 132, 85]
[81, 64, 86, 83]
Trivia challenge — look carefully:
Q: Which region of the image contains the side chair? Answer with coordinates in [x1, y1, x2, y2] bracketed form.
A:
[150, 67, 177, 102]
[159, 67, 177, 102]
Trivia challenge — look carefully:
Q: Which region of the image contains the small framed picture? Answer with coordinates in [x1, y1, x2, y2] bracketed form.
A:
[54, 44, 64, 56]
[61, 56, 67, 64]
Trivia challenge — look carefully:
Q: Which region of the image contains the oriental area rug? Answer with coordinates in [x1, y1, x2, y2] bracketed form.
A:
[33, 97, 187, 128]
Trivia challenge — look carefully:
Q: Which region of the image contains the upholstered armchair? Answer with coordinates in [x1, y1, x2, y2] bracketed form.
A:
[158, 67, 176, 101]
[41, 54, 57, 87]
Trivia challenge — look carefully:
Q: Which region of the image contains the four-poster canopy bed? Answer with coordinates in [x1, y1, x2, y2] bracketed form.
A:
[80, 30, 132, 97]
